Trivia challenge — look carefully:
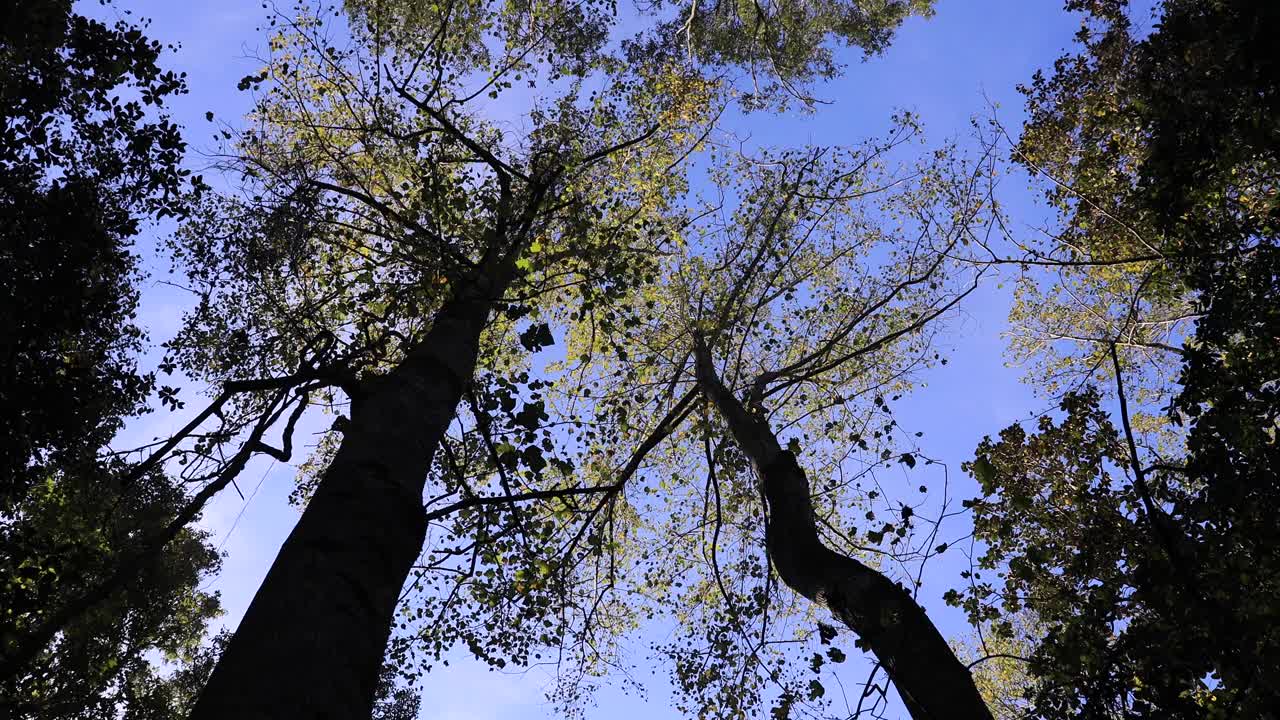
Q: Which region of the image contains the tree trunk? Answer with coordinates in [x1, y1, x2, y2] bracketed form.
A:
[692, 338, 992, 720]
[191, 260, 514, 720]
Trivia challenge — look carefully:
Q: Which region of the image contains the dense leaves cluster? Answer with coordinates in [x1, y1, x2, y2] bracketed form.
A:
[636, 0, 935, 108]
[1, 0, 190, 506]
[1, 2, 221, 717]
[1, 469, 221, 719]
[960, 391, 1207, 716]
[961, 1, 1280, 717]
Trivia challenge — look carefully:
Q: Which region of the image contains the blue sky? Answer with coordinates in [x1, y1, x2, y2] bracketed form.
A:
[98, 0, 1094, 716]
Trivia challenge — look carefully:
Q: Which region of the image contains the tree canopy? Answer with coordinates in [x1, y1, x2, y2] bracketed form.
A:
[0, 2, 223, 717]
[955, 1, 1280, 717]
[159, 0, 967, 717]
[5, 1, 1278, 719]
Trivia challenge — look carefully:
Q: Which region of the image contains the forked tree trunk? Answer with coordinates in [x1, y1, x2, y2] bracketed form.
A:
[191, 260, 515, 720]
[692, 339, 992, 720]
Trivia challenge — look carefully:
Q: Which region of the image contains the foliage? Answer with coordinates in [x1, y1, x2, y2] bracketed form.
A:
[0, 0, 191, 507]
[0, 466, 222, 719]
[962, 1, 1280, 716]
[952, 613, 1039, 720]
[634, 0, 936, 109]
[958, 390, 1202, 717]
[0, 2, 222, 717]
[348, 0, 937, 110]
[389, 119, 993, 717]
[369, 662, 423, 720]
[0, 172, 151, 506]
[170, 0, 705, 396]
[119, 631, 229, 720]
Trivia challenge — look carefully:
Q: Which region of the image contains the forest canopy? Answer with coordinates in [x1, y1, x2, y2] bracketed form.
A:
[1, 1, 1275, 719]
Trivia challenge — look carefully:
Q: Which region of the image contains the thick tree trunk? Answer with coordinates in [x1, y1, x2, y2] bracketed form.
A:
[692, 339, 992, 720]
[191, 261, 514, 720]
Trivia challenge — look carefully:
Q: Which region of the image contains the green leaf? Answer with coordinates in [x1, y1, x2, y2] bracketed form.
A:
[972, 455, 995, 489]
[518, 323, 555, 351]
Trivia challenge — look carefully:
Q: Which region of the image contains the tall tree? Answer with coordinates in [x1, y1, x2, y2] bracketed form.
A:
[662, 143, 992, 718]
[175, 2, 939, 716]
[0, 1, 228, 717]
[692, 333, 990, 720]
[954, 1, 1280, 717]
[0, 0, 186, 508]
[377, 126, 999, 717]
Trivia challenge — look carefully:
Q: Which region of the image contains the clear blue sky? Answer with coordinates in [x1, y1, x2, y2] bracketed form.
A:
[100, 0, 1095, 717]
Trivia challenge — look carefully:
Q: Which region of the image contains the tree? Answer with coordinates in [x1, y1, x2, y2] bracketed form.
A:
[952, 613, 1039, 720]
[178, 0, 706, 714]
[171, 1, 942, 716]
[345, 0, 935, 110]
[954, 1, 1280, 716]
[645, 0, 936, 109]
[165, 1, 967, 712]
[0, 0, 187, 508]
[0, 2, 227, 717]
[664, 143, 992, 719]
[0, 467, 222, 720]
[374, 124, 1000, 718]
[691, 333, 991, 720]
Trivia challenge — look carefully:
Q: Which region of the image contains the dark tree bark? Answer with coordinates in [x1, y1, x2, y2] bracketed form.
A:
[190, 258, 517, 720]
[692, 337, 992, 720]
